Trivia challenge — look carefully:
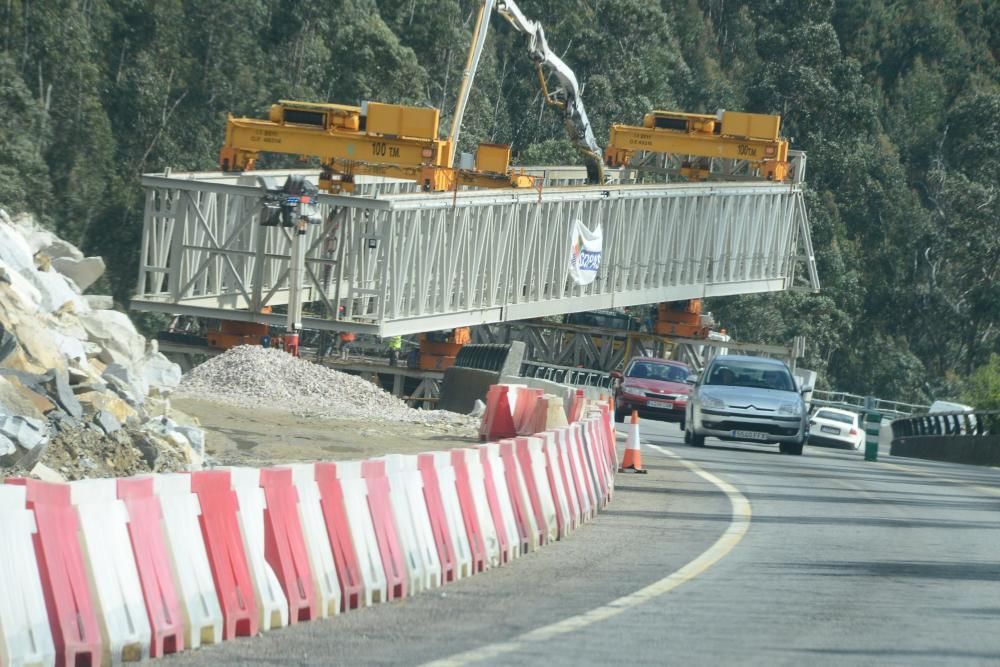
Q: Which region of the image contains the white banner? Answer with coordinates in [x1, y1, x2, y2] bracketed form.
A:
[568, 220, 603, 286]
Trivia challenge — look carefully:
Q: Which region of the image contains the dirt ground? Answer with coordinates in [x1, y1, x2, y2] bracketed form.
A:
[171, 397, 480, 467]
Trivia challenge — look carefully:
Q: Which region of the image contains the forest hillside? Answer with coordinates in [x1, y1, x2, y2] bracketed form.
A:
[1, 0, 997, 403]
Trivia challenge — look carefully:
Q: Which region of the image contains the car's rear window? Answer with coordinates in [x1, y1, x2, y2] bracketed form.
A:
[704, 361, 795, 391]
[815, 410, 855, 424]
[625, 361, 688, 382]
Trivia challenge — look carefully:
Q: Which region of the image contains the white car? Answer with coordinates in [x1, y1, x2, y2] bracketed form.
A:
[808, 407, 863, 450]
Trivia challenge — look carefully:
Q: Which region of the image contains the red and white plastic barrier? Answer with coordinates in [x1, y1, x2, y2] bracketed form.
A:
[0, 382, 618, 666]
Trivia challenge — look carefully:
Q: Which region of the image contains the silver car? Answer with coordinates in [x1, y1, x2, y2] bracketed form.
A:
[685, 355, 811, 455]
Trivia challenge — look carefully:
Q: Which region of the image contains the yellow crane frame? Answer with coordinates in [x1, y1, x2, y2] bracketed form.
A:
[219, 100, 534, 193]
[605, 110, 790, 181]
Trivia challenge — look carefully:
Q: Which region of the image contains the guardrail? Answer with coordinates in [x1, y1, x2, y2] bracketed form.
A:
[891, 411, 997, 438]
[811, 390, 929, 419]
[520, 361, 613, 390]
[889, 411, 999, 467]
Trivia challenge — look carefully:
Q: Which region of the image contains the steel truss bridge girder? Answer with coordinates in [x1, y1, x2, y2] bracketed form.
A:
[134, 169, 819, 336]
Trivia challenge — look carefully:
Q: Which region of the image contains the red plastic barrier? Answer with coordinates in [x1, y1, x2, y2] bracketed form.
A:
[479, 385, 517, 441]
[314, 463, 364, 611]
[449, 451, 487, 574]
[568, 388, 586, 424]
[360, 461, 407, 600]
[477, 447, 512, 564]
[116, 477, 184, 657]
[585, 421, 610, 505]
[259, 468, 317, 623]
[513, 388, 543, 435]
[189, 470, 259, 639]
[597, 404, 617, 470]
[417, 454, 459, 582]
[498, 440, 535, 552]
[6, 478, 102, 666]
[513, 437, 550, 547]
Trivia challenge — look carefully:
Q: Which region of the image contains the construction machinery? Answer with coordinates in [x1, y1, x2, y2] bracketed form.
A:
[605, 109, 790, 182]
[450, 0, 604, 184]
[220, 100, 532, 193]
[219, 0, 603, 192]
[654, 300, 715, 338]
[418, 327, 471, 371]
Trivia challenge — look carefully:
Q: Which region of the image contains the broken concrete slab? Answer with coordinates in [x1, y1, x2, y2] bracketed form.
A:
[0, 222, 36, 274]
[0, 433, 14, 457]
[0, 323, 15, 362]
[29, 461, 66, 483]
[25, 269, 87, 314]
[40, 238, 84, 261]
[142, 351, 182, 392]
[46, 369, 83, 419]
[51, 256, 105, 292]
[94, 410, 122, 435]
[0, 415, 50, 467]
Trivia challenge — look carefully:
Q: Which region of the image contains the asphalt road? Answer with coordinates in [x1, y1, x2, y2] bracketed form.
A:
[168, 421, 1000, 666]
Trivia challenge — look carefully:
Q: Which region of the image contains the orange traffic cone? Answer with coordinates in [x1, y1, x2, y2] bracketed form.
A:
[619, 410, 648, 474]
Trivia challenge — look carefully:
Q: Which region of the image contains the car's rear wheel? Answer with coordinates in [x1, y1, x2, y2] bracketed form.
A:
[687, 428, 705, 447]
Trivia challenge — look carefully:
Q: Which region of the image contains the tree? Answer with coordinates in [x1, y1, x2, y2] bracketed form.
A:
[962, 354, 1000, 410]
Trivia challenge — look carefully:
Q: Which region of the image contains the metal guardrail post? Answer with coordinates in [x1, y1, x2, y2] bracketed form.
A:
[864, 411, 881, 462]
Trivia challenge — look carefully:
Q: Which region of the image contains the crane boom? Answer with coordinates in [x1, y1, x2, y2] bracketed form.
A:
[498, 1, 604, 184]
[449, 0, 604, 185]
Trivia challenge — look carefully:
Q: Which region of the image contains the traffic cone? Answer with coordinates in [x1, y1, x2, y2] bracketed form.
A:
[619, 410, 648, 474]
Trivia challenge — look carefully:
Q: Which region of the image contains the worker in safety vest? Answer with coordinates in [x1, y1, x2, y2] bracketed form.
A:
[339, 331, 355, 360]
[387, 335, 403, 366]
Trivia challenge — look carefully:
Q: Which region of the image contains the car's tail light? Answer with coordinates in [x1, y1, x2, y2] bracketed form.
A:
[849, 428, 858, 436]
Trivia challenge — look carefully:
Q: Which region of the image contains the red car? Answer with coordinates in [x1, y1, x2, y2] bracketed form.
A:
[613, 357, 692, 425]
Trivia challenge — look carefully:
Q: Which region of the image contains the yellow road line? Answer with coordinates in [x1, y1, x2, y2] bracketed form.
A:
[423, 444, 750, 666]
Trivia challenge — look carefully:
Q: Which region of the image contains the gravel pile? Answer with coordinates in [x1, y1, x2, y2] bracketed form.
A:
[178, 345, 474, 426]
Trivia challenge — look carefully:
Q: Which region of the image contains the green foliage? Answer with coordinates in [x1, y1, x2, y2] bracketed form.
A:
[962, 354, 1000, 411]
[0, 0, 996, 402]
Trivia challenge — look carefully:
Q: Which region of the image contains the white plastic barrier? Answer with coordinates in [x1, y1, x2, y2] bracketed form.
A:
[427, 452, 473, 579]
[569, 425, 594, 522]
[151, 474, 223, 649]
[285, 464, 342, 618]
[572, 422, 603, 509]
[69, 479, 152, 665]
[382, 455, 441, 591]
[373, 457, 427, 595]
[552, 427, 583, 528]
[336, 462, 388, 606]
[537, 432, 573, 538]
[225, 467, 288, 631]
[0, 485, 56, 667]
[523, 437, 559, 544]
[478, 444, 521, 563]
[460, 449, 502, 568]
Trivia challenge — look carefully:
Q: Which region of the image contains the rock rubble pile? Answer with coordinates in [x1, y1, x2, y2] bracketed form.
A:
[178, 345, 476, 427]
[0, 209, 202, 480]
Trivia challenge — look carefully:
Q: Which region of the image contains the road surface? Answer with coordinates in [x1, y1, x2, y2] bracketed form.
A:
[168, 421, 1000, 666]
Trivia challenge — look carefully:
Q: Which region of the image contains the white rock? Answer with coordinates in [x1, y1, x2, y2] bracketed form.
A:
[51, 256, 105, 292]
[42, 238, 85, 261]
[25, 269, 87, 313]
[30, 462, 67, 483]
[79, 309, 146, 363]
[0, 259, 42, 313]
[141, 351, 182, 391]
[49, 330, 88, 363]
[0, 222, 36, 274]
[84, 295, 114, 310]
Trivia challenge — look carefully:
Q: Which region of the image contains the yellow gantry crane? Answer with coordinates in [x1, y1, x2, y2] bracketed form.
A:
[605, 109, 791, 181]
[219, 99, 531, 193]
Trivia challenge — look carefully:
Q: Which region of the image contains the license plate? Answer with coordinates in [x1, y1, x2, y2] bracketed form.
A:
[731, 430, 768, 441]
[647, 400, 673, 410]
[820, 425, 840, 435]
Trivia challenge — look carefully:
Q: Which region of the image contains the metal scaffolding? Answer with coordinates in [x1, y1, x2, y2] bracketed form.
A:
[133, 168, 819, 336]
